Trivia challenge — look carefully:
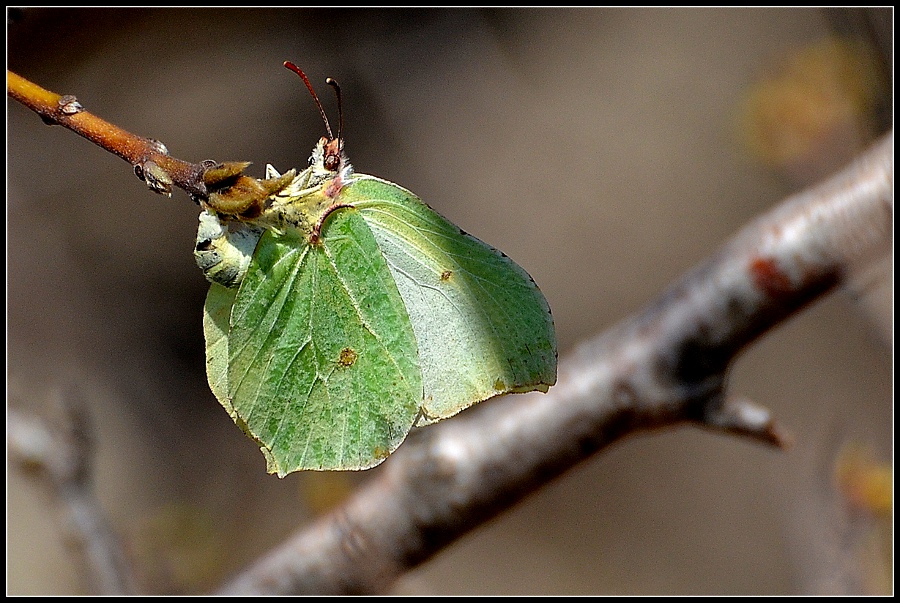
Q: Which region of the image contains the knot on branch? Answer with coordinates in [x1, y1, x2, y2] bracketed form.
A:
[134, 160, 174, 197]
[58, 95, 84, 115]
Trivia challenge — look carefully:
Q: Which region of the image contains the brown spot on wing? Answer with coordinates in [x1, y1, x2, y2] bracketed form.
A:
[338, 347, 358, 367]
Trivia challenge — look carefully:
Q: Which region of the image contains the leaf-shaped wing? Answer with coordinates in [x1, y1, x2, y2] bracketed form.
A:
[219, 210, 422, 473]
[204, 283, 237, 413]
[344, 176, 558, 423]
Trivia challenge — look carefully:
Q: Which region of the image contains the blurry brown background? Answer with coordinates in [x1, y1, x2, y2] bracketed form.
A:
[7, 8, 892, 595]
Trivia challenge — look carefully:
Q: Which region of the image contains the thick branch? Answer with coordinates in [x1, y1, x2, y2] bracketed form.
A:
[219, 132, 892, 595]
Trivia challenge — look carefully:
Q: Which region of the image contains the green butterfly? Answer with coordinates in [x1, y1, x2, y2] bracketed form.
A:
[196, 63, 556, 474]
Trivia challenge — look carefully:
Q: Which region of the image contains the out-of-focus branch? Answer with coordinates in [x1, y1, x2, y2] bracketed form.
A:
[219, 132, 893, 595]
[7, 388, 138, 595]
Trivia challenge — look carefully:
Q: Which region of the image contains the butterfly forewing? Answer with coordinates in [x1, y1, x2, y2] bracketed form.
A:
[345, 176, 557, 423]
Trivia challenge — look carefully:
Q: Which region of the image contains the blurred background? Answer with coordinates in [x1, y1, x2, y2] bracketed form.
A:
[7, 8, 892, 595]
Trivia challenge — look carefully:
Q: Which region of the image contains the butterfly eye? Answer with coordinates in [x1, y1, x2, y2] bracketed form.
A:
[323, 138, 342, 172]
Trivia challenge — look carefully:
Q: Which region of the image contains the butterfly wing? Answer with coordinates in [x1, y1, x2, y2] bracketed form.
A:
[202, 170, 556, 474]
[206, 210, 422, 473]
[346, 176, 558, 423]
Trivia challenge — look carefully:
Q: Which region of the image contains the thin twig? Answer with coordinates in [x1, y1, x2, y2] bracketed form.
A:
[218, 132, 892, 595]
[7, 70, 291, 214]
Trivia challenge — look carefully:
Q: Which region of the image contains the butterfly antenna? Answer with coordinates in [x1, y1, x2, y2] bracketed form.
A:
[284, 61, 333, 140]
[325, 77, 343, 148]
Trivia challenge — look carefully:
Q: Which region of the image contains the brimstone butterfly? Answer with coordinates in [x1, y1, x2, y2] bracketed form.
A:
[195, 63, 556, 474]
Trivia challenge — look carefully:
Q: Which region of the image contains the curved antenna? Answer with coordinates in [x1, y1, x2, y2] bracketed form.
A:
[325, 77, 343, 146]
[283, 61, 333, 140]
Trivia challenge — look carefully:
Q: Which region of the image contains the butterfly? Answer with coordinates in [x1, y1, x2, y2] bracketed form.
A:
[195, 62, 556, 474]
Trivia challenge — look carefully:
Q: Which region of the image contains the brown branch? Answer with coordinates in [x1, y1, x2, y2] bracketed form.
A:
[218, 132, 893, 595]
[7, 70, 289, 214]
[7, 388, 138, 596]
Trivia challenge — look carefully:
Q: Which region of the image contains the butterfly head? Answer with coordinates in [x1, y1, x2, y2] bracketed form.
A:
[308, 135, 351, 184]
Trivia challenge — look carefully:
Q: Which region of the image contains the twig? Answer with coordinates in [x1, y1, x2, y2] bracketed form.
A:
[8, 388, 139, 595]
[7, 70, 293, 215]
[218, 132, 892, 595]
